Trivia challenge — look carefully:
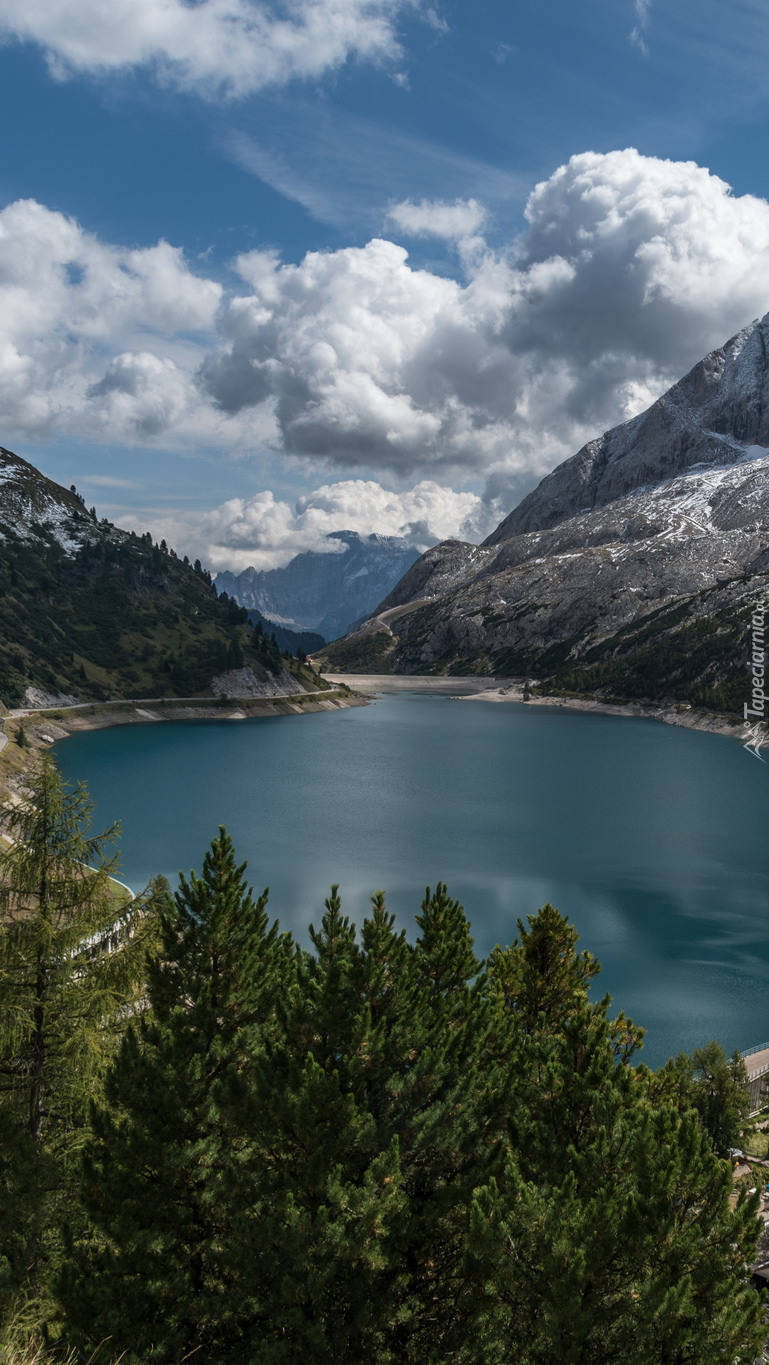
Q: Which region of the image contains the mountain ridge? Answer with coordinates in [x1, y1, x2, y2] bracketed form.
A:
[215, 530, 421, 640]
[0, 446, 320, 708]
[319, 314, 769, 716]
[486, 315, 769, 542]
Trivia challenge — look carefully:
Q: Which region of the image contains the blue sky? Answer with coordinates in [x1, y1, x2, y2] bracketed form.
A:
[2, 0, 769, 569]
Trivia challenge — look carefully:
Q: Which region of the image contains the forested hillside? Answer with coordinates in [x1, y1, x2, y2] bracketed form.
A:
[0, 446, 319, 706]
[245, 607, 325, 658]
[0, 763, 765, 1364]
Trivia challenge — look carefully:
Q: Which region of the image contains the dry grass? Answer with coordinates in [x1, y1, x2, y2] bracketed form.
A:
[0, 1344, 122, 1365]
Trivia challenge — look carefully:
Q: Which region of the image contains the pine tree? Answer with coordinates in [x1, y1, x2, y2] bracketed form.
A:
[466, 907, 765, 1364]
[243, 887, 407, 1364]
[0, 758, 156, 1333]
[59, 828, 290, 1363]
[686, 1040, 755, 1156]
[392, 882, 492, 1361]
[468, 1047, 764, 1363]
[54, 874, 768, 1365]
[487, 902, 601, 1036]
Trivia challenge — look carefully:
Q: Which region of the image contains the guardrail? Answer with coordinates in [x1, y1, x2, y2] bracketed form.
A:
[742, 1042, 769, 1059]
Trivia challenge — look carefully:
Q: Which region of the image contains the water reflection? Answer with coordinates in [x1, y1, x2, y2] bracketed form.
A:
[55, 694, 769, 1068]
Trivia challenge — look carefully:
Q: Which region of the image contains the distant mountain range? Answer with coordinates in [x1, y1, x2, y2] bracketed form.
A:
[320, 313, 769, 715]
[215, 531, 421, 642]
[0, 447, 317, 708]
[243, 609, 325, 659]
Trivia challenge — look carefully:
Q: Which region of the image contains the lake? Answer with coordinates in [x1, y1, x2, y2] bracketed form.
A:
[54, 693, 769, 1069]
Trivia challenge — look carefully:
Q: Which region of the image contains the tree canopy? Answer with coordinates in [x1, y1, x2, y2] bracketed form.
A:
[54, 844, 766, 1364]
[0, 792, 764, 1362]
[0, 759, 160, 1335]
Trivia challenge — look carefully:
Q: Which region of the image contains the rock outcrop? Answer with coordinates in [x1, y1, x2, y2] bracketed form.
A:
[322, 313, 769, 712]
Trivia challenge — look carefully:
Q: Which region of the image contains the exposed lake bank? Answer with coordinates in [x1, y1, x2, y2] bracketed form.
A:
[41, 689, 364, 735]
[323, 673, 759, 748]
[0, 688, 367, 806]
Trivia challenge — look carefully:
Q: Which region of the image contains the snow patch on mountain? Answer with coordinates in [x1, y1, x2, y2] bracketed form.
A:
[0, 446, 98, 555]
[337, 311, 769, 682]
[216, 530, 422, 639]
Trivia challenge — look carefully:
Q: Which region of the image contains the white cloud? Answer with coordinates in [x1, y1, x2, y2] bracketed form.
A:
[386, 197, 486, 241]
[201, 236, 519, 479]
[514, 149, 769, 371]
[0, 198, 221, 442]
[630, 0, 651, 52]
[0, 0, 414, 98]
[5, 150, 769, 549]
[202, 151, 769, 506]
[130, 479, 482, 571]
[223, 115, 526, 231]
[86, 353, 195, 440]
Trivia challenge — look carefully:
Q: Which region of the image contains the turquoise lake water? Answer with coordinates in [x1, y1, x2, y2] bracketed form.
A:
[54, 694, 769, 1069]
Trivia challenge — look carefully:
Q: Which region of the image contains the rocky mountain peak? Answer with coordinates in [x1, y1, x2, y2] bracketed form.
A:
[320, 310, 769, 715]
[215, 531, 421, 640]
[485, 312, 769, 544]
[0, 446, 96, 549]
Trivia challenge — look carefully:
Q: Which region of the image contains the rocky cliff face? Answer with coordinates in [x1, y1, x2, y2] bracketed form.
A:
[321, 314, 769, 713]
[215, 531, 421, 640]
[486, 315, 769, 542]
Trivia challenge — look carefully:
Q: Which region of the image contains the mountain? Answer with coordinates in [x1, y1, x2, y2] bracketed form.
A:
[319, 315, 769, 714]
[214, 531, 421, 641]
[488, 315, 769, 541]
[244, 609, 325, 658]
[0, 446, 319, 708]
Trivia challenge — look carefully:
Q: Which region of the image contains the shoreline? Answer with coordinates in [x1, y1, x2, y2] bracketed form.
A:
[0, 688, 367, 807]
[2, 673, 763, 808]
[322, 673, 759, 747]
[39, 689, 366, 737]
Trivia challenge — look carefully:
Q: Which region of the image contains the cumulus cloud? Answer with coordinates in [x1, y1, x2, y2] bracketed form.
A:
[201, 237, 520, 479]
[87, 353, 195, 440]
[505, 149, 769, 413]
[386, 197, 486, 241]
[132, 479, 482, 571]
[5, 150, 769, 550]
[202, 150, 769, 507]
[0, 0, 413, 98]
[0, 198, 221, 442]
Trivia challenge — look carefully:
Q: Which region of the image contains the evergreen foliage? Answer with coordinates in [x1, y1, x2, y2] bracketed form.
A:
[671, 1040, 756, 1157]
[59, 830, 289, 1363]
[0, 759, 159, 1333]
[49, 843, 766, 1365]
[537, 590, 760, 714]
[0, 514, 299, 706]
[314, 628, 395, 674]
[245, 610, 325, 658]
